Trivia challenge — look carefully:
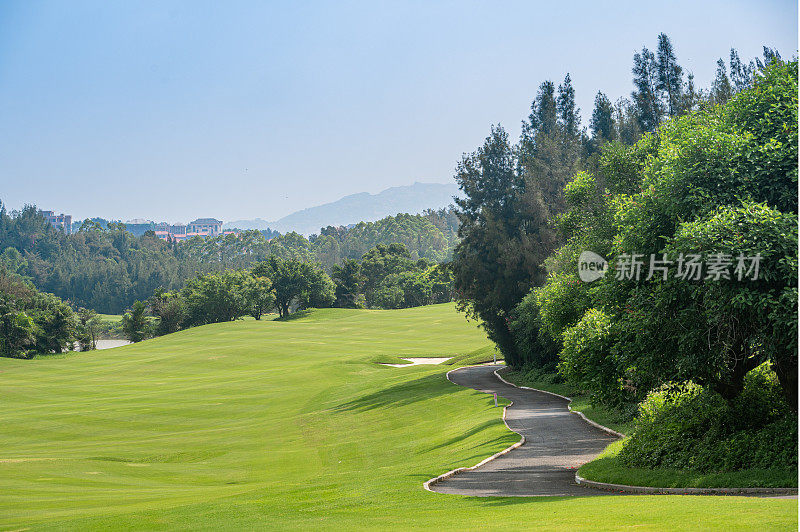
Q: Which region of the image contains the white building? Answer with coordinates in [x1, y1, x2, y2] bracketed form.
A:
[187, 218, 223, 236]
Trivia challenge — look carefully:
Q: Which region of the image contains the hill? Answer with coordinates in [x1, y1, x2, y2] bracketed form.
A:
[0, 304, 794, 529]
[225, 181, 461, 235]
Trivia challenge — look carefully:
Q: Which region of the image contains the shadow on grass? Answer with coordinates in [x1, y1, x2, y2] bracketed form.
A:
[426, 419, 505, 451]
[334, 373, 459, 412]
[272, 310, 313, 322]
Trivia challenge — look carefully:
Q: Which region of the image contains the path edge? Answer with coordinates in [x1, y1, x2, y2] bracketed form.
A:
[574, 474, 799, 495]
[423, 365, 525, 493]
[493, 368, 625, 438]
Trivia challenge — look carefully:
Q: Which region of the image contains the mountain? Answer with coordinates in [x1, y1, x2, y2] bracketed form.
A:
[224, 182, 461, 235]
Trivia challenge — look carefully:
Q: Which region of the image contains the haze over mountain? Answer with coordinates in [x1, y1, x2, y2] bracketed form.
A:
[224, 182, 461, 235]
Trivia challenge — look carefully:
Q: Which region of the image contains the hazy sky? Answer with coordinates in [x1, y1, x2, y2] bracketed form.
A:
[1, 1, 796, 223]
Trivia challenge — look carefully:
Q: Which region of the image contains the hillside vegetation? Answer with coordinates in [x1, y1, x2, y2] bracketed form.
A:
[0, 304, 794, 529]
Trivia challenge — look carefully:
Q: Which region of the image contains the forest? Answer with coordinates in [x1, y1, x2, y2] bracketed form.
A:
[0, 206, 458, 313]
[450, 35, 796, 478]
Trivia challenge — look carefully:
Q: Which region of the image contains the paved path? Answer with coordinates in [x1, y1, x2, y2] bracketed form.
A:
[430, 364, 619, 497]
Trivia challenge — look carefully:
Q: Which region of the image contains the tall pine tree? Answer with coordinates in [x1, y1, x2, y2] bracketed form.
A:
[557, 73, 580, 137]
[590, 91, 615, 143]
[631, 46, 662, 132]
[655, 33, 684, 117]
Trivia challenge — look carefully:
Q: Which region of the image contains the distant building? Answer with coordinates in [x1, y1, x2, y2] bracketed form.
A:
[41, 210, 72, 234]
[187, 218, 223, 236]
[170, 223, 187, 235]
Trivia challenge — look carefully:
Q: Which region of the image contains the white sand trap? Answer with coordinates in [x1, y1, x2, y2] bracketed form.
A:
[381, 357, 453, 367]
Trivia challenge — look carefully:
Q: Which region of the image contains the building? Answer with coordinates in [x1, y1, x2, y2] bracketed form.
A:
[41, 210, 72, 234]
[187, 218, 223, 236]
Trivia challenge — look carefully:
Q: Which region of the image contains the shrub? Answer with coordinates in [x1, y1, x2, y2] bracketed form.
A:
[509, 288, 559, 369]
[557, 308, 627, 406]
[619, 365, 797, 472]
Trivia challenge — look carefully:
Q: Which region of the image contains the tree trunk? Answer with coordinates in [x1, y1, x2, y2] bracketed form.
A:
[773, 356, 798, 413]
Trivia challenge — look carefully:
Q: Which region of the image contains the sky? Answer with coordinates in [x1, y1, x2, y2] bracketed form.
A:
[0, 1, 796, 223]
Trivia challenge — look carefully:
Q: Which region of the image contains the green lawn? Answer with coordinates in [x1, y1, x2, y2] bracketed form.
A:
[0, 303, 795, 530]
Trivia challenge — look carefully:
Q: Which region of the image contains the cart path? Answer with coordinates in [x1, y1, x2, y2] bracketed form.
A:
[430, 364, 619, 497]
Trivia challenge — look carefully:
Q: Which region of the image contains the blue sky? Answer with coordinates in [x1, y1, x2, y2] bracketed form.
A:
[0, 0, 796, 223]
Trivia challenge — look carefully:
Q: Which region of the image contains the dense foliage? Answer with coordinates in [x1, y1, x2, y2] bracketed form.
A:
[139, 243, 453, 341]
[450, 35, 796, 476]
[619, 366, 797, 472]
[0, 266, 85, 358]
[0, 206, 459, 314]
[523, 60, 797, 410]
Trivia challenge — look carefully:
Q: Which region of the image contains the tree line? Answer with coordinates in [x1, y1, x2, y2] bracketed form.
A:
[119, 242, 454, 342]
[0, 206, 459, 314]
[0, 265, 105, 358]
[451, 34, 795, 473]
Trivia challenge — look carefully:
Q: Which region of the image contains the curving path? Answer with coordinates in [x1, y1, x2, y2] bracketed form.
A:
[430, 364, 619, 497]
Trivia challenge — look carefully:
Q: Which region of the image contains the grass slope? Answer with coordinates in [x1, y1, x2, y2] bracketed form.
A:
[580, 441, 797, 489]
[0, 303, 795, 530]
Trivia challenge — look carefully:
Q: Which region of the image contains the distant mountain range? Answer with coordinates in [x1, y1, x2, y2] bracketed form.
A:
[224, 182, 461, 235]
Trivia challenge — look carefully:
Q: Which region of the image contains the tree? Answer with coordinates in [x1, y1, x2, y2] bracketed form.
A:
[525, 81, 557, 137]
[729, 49, 754, 93]
[452, 126, 533, 363]
[244, 275, 275, 320]
[557, 73, 580, 137]
[655, 33, 684, 117]
[590, 91, 615, 146]
[710, 58, 733, 104]
[360, 243, 416, 307]
[149, 289, 186, 335]
[181, 271, 249, 326]
[331, 259, 366, 308]
[122, 300, 149, 343]
[0, 304, 36, 358]
[253, 257, 333, 317]
[631, 46, 662, 132]
[529, 60, 798, 408]
[76, 307, 99, 351]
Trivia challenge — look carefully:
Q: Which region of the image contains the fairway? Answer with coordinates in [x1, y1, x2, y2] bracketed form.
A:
[0, 304, 795, 530]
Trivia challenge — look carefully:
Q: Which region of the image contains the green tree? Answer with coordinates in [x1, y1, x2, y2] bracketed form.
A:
[655, 33, 684, 116]
[452, 126, 532, 363]
[710, 58, 733, 104]
[590, 91, 615, 145]
[122, 300, 149, 343]
[149, 289, 186, 335]
[331, 259, 366, 308]
[557, 73, 580, 136]
[631, 46, 662, 132]
[244, 275, 275, 320]
[253, 257, 333, 317]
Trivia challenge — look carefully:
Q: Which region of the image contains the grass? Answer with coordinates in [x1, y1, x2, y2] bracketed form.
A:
[444, 344, 503, 366]
[93, 313, 125, 339]
[0, 303, 795, 530]
[580, 441, 798, 489]
[95, 313, 123, 324]
[499, 367, 634, 435]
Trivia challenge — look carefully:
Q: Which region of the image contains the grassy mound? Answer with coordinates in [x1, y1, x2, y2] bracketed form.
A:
[1, 303, 796, 529]
[580, 440, 797, 489]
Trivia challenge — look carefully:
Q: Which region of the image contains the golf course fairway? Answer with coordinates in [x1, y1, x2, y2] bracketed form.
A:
[0, 304, 796, 530]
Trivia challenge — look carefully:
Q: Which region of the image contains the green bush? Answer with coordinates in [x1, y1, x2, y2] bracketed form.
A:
[557, 308, 627, 406]
[509, 288, 559, 369]
[619, 365, 797, 473]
